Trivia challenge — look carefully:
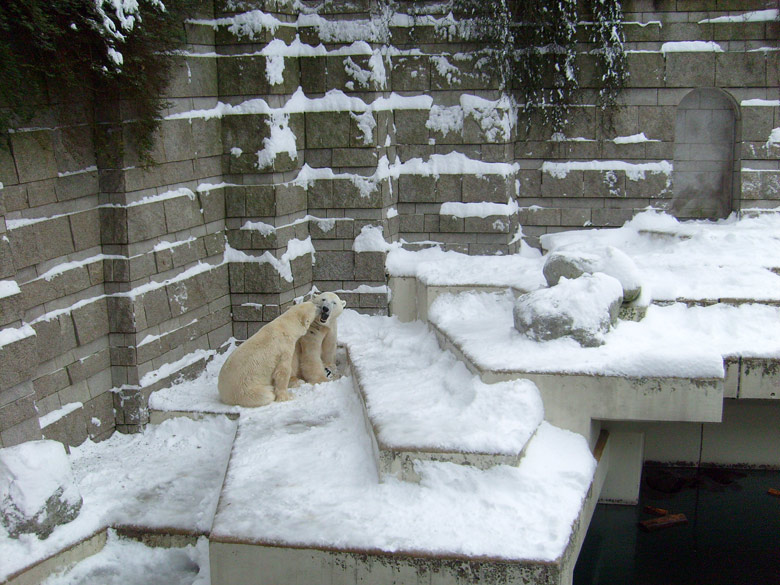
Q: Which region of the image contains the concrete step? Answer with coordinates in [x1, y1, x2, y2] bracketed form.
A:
[340, 313, 544, 481]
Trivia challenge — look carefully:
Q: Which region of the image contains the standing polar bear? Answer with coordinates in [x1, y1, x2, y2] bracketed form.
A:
[218, 302, 316, 407]
[291, 292, 346, 385]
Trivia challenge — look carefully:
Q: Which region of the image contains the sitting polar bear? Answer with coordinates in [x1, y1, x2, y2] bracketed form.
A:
[291, 292, 346, 385]
[218, 302, 316, 407]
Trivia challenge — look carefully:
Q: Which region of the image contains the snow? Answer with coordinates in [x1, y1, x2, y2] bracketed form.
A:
[352, 225, 394, 252]
[612, 132, 657, 144]
[386, 246, 546, 291]
[210, 375, 594, 562]
[340, 311, 544, 455]
[0, 279, 20, 298]
[40, 403, 84, 429]
[741, 99, 780, 106]
[223, 237, 314, 283]
[41, 530, 209, 585]
[255, 112, 297, 170]
[429, 289, 780, 379]
[660, 41, 723, 53]
[698, 9, 778, 23]
[440, 199, 518, 218]
[542, 160, 672, 181]
[0, 323, 35, 348]
[766, 128, 780, 149]
[541, 210, 780, 303]
[0, 415, 236, 582]
[0, 440, 80, 519]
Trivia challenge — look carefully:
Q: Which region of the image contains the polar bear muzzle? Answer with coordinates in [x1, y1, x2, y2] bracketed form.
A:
[319, 304, 330, 324]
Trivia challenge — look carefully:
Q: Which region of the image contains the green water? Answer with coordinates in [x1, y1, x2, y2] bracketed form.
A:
[574, 467, 780, 585]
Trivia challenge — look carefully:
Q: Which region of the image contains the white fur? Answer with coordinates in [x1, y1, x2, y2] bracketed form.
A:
[218, 302, 316, 407]
[291, 292, 346, 385]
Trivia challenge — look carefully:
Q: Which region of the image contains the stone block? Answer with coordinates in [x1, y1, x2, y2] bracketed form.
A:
[313, 251, 355, 281]
[222, 114, 271, 156]
[741, 106, 774, 142]
[399, 214, 424, 233]
[84, 392, 114, 440]
[242, 185, 275, 217]
[592, 208, 634, 227]
[354, 251, 386, 281]
[716, 53, 765, 88]
[71, 298, 109, 346]
[390, 56, 430, 91]
[583, 170, 622, 198]
[561, 208, 593, 227]
[69, 209, 101, 252]
[462, 175, 511, 203]
[106, 296, 138, 334]
[33, 314, 78, 363]
[26, 180, 57, 208]
[305, 112, 351, 149]
[33, 368, 69, 401]
[164, 194, 203, 234]
[0, 391, 37, 438]
[300, 56, 327, 93]
[41, 405, 89, 449]
[244, 262, 282, 294]
[664, 52, 715, 88]
[126, 201, 167, 243]
[394, 110, 429, 144]
[332, 147, 378, 168]
[399, 175, 435, 203]
[66, 348, 110, 387]
[542, 171, 585, 198]
[276, 183, 307, 216]
[141, 286, 172, 328]
[434, 174, 462, 203]
[2, 184, 27, 212]
[10, 131, 58, 183]
[625, 172, 671, 198]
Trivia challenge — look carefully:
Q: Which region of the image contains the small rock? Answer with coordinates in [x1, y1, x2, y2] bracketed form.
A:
[543, 246, 643, 303]
[0, 440, 82, 539]
[514, 273, 623, 347]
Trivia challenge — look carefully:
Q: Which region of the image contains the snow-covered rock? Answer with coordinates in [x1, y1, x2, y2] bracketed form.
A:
[0, 440, 82, 539]
[543, 246, 643, 302]
[514, 273, 623, 347]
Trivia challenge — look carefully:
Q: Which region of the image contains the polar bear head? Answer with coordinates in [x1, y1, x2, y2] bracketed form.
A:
[311, 292, 346, 326]
[286, 301, 317, 335]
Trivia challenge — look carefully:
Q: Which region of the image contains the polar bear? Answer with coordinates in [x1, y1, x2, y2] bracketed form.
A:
[218, 302, 316, 407]
[290, 292, 346, 385]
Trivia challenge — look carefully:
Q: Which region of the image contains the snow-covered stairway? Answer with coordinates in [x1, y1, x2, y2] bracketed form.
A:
[205, 319, 603, 585]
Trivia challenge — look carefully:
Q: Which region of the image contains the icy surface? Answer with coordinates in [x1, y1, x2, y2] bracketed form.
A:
[210, 377, 594, 562]
[41, 530, 209, 585]
[430, 290, 780, 378]
[0, 417, 236, 581]
[340, 311, 543, 454]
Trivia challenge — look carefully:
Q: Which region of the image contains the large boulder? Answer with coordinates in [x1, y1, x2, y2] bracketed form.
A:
[0, 440, 82, 539]
[543, 246, 643, 303]
[513, 273, 623, 347]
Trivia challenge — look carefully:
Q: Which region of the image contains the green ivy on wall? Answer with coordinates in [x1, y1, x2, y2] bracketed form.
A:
[453, 0, 628, 132]
[0, 0, 196, 162]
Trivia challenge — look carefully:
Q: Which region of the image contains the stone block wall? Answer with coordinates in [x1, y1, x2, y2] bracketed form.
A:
[1, 0, 779, 449]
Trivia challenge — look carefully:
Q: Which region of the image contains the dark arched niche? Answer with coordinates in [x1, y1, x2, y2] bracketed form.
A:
[671, 88, 739, 220]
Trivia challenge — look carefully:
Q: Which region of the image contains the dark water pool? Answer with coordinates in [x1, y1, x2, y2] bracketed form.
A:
[574, 466, 780, 585]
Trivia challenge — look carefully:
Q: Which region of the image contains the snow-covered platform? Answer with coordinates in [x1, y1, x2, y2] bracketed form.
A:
[147, 313, 604, 585]
[341, 312, 544, 480]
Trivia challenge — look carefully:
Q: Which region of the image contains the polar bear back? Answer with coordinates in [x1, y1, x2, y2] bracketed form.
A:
[218, 302, 315, 406]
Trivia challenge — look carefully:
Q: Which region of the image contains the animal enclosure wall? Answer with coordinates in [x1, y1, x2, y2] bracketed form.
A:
[0, 0, 778, 450]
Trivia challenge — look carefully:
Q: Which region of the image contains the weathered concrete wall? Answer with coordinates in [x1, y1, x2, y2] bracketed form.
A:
[0, 0, 778, 449]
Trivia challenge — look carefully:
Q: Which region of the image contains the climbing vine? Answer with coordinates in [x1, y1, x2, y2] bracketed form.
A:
[453, 0, 628, 132]
[0, 0, 196, 161]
